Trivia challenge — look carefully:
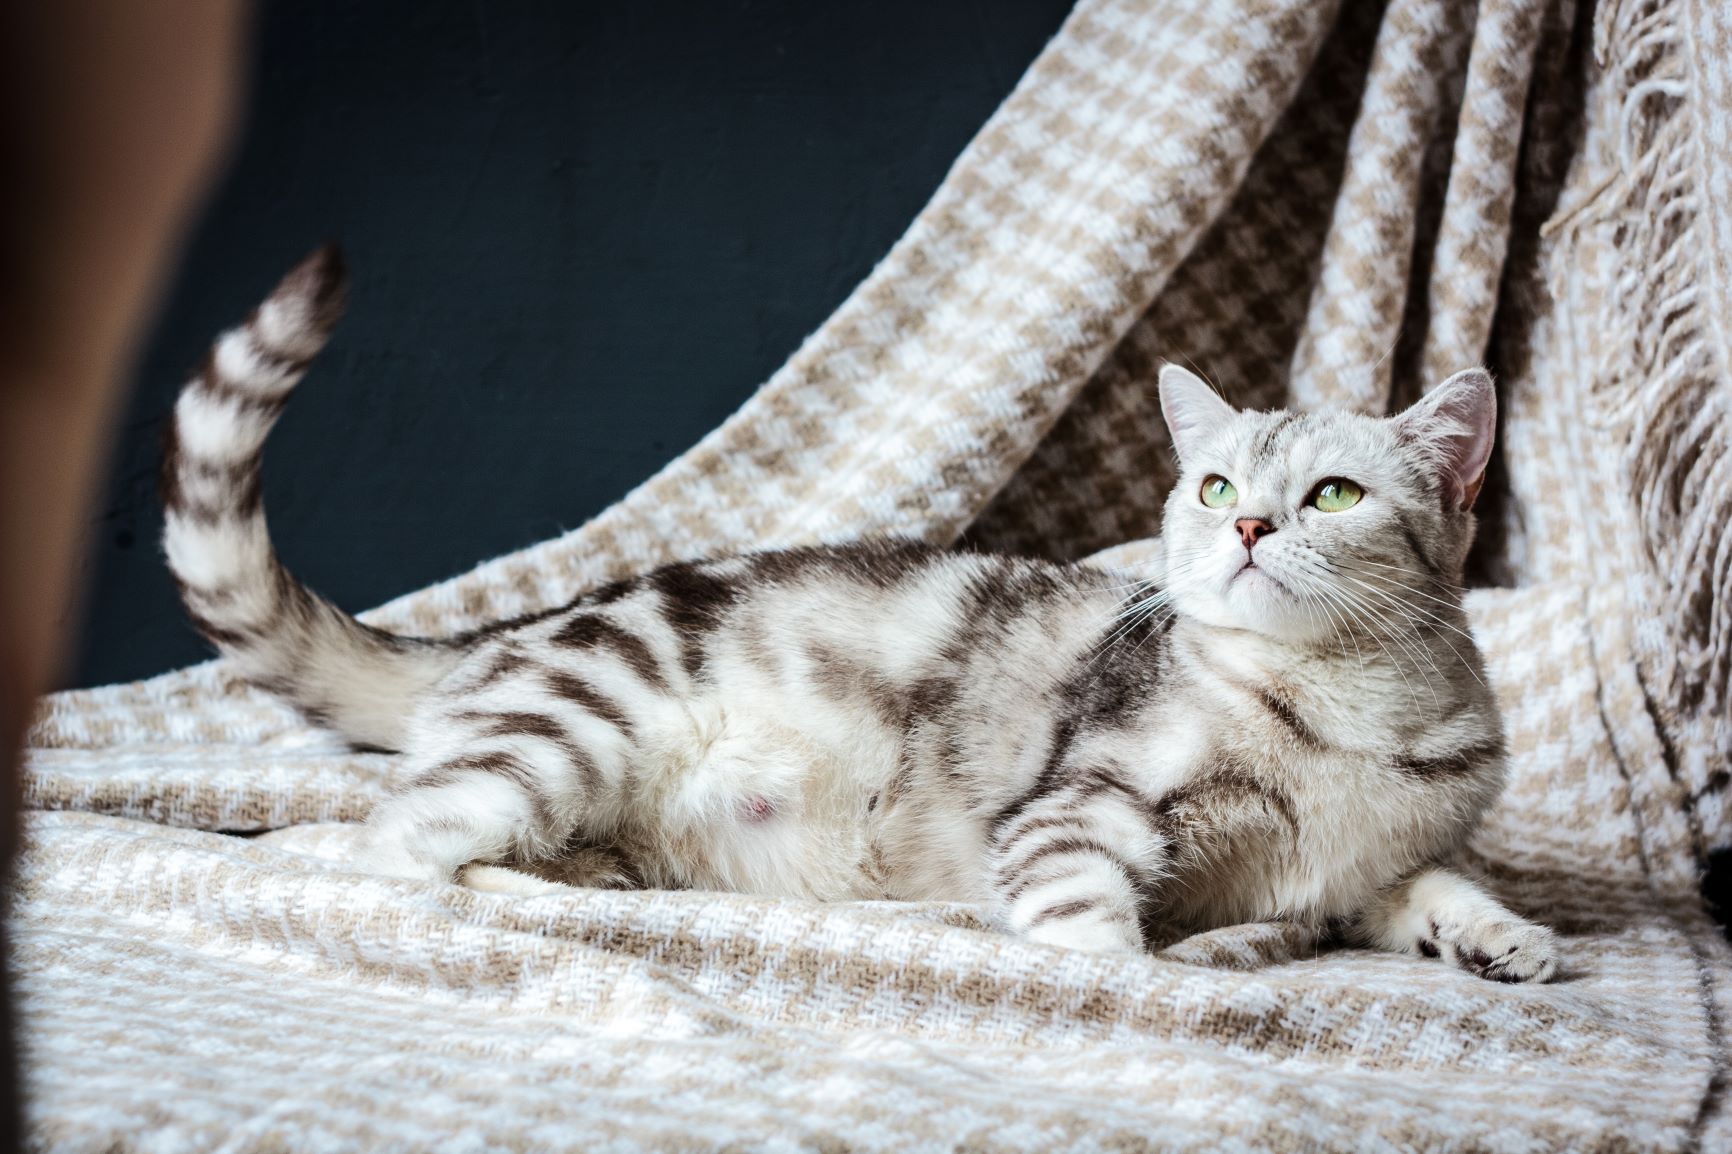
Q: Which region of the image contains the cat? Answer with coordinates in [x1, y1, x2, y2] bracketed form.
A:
[161, 246, 1557, 981]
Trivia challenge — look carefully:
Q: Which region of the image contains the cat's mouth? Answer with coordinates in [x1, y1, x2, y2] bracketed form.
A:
[1232, 560, 1291, 596]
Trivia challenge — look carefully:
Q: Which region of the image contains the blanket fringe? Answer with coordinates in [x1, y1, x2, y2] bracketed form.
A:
[1547, 0, 1732, 804]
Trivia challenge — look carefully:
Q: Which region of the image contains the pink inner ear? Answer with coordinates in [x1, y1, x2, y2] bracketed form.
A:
[1439, 400, 1495, 510]
[1461, 470, 1487, 510]
[1399, 370, 1496, 510]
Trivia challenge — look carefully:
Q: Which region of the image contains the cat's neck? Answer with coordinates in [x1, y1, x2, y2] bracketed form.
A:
[1171, 614, 1482, 723]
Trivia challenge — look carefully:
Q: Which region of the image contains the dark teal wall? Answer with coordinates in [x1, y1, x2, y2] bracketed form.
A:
[72, 0, 1074, 688]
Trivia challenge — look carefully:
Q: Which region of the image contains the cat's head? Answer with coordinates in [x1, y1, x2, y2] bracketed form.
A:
[1155, 364, 1495, 644]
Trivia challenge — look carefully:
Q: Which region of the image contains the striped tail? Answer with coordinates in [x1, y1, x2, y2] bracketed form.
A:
[161, 245, 461, 750]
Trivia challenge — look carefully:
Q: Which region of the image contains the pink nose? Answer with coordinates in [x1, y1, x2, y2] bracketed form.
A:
[1235, 518, 1274, 549]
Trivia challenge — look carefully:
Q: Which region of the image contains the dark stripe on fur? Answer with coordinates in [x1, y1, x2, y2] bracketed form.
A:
[457, 710, 571, 746]
[192, 351, 298, 413]
[1026, 898, 1101, 927]
[1255, 687, 1323, 748]
[452, 711, 604, 795]
[581, 577, 642, 607]
[1075, 765, 1137, 800]
[463, 574, 653, 643]
[544, 670, 633, 737]
[989, 723, 1076, 837]
[991, 609, 1171, 837]
[747, 540, 939, 589]
[991, 622, 1169, 836]
[998, 814, 1080, 852]
[1077, 610, 1169, 721]
[181, 604, 254, 647]
[1154, 763, 1298, 839]
[903, 677, 960, 729]
[1251, 413, 1297, 467]
[1005, 836, 1133, 881]
[650, 562, 740, 678]
[412, 752, 558, 834]
[552, 614, 667, 688]
[164, 460, 267, 525]
[234, 311, 317, 376]
[468, 648, 533, 689]
[1394, 739, 1500, 778]
[806, 643, 908, 731]
[160, 424, 266, 526]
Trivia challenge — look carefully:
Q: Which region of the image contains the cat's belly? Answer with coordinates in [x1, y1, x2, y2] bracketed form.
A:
[614, 697, 903, 901]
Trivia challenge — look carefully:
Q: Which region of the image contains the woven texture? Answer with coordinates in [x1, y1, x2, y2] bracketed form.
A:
[16, 0, 1732, 1148]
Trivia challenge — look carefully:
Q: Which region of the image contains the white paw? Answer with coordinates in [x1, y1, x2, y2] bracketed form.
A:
[459, 864, 573, 896]
[350, 837, 450, 884]
[1022, 909, 1144, 954]
[1427, 916, 1558, 984]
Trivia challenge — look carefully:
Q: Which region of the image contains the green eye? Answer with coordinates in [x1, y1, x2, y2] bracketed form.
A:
[1310, 478, 1363, 512]
[1200, 475, 1238, 509]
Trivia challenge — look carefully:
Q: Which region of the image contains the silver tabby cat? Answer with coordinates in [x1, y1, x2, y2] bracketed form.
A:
[163, 247, 1556, 981]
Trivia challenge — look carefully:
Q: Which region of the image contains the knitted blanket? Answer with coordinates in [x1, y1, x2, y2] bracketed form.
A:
[17, 0, 1732, 1149]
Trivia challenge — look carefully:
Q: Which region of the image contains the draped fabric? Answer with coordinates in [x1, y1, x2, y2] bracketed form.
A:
[18, 0, 1732, 1147]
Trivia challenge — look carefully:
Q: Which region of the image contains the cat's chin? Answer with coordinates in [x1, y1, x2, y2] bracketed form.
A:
[1224, 566, 1303, 617]
[1187, 575, 1326, 645]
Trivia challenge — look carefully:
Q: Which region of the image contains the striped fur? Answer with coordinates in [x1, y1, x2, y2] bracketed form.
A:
[161, 247, 461, 750]
[162, 251, 1557, 982]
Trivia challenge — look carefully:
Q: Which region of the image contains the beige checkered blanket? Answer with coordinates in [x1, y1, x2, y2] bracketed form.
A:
[17, 0, 1732, 1148]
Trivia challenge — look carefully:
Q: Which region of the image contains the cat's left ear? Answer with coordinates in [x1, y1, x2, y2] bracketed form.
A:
[1158, 364, 1235, 464]
[1394, 368, 1497, 510]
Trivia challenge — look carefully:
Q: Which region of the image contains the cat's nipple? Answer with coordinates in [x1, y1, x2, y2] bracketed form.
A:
[740, 796, 776, 823]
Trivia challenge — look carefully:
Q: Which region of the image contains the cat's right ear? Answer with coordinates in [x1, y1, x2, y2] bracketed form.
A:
[1394, 368, 1497, 511]
[1158, 364, 1234, 464]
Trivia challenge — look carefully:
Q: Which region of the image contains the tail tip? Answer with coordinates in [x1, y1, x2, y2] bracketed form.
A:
[271, 241, 349, 332]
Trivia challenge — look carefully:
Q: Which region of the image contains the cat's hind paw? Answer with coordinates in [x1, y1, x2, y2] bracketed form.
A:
[460, 863, 573, 896]
[349, 834, 453, 884]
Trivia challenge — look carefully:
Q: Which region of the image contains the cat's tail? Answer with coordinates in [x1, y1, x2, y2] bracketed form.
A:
[161, 245, 462, 750]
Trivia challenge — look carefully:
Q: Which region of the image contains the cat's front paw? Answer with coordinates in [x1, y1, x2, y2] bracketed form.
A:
[1427, 915, 1558, 984]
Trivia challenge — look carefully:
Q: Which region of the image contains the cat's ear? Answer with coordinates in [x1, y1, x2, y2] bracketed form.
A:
[1394, 368, 1497, 510]
[1158, 364, 1235, 464]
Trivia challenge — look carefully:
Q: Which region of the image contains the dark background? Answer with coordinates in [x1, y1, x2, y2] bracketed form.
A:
[71, 0, 1076, 689]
